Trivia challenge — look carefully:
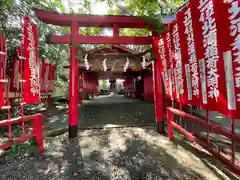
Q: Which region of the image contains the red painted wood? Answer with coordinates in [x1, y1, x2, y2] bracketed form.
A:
[0, 114, 44, 152]
[33, 8, 154, 29]
[152, 34, 164, 122]
[166, 107, 240, 143]
[113, 24, 119, 36]
[167, 108, 240, 176]
[14, 135, 34, 144]
[0, 142, 12, 149]
[0, 113, 42, 127]
[143, 72, 154, 101]
[68, 46, 79, 127]
[71, 21, 78, 43]
[47, 35, 153, 45]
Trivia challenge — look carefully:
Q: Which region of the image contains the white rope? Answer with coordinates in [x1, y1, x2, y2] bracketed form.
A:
[84, 54, 88, 61]
[1, 106, 11, 110]
[18, 56, 25, 60]
[0, 79, 8, 83]
[102, 58, 107, 71]
[20, 102, 26, 105]
[123, 57, 129, 72]
[84, 54, 90, 70]
[141, 56, 146, 69]
[0, 51, 6, 55]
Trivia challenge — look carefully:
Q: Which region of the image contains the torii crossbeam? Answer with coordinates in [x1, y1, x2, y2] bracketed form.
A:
[33, 8, 166, 138]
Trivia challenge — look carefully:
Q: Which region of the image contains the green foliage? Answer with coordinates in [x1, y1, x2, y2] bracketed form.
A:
[96, 0, 184, 33]
[96, 0, 184, 57]
[6, 124, 37, 158]
[0, 0, 184, 93]
[100, 80, 109, 90]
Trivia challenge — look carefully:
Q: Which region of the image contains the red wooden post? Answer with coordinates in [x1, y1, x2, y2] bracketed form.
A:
[32, 114, 44, 152]
[152, 32, 165, 133]
[113, 24, 119, 36]
[166, 108, 173, 141]
[69, 45, 79, 138]
[69, 21, 79, 138]
[232, 118, 236, 163]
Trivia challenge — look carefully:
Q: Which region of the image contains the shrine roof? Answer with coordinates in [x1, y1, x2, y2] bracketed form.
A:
[33, 8, 173, 29]
[87, 45, 138, 55]
[86, 45, 149, 60]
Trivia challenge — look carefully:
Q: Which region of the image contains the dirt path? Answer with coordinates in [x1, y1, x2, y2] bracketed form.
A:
[0, 95, 237, 179]
[43, 95, 156, 131]
[0, 127, 229, 180]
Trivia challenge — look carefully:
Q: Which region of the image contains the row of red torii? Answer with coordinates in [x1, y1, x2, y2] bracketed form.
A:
[0, 16, 154, 154]
[0, 14, 156, 137]
[1, 1, 240, 174]
[32, 8, 165, 138]
[0, 17, 55, 108]
[33, 1, 240, 174]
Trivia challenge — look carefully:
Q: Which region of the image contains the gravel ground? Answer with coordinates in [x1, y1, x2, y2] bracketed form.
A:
[43, 95, 156, 131]
[0, 127, 226, 180]
[0, 95, 237, 179]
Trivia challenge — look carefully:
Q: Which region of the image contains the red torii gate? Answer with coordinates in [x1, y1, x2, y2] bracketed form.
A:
[33, 8, 165, 138]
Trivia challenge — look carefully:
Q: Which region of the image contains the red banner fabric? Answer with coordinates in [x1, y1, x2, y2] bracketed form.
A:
[176, 5, 200, 105]
[214, 0, 240, 118]
[40, 60, 45, 93]
[166, 31, 176, 100]
[48, 64, 55, 92]
[23, 16, 40, 104]
[144, 73, 153, 101]
[0, 33, 7, 108]
[158, 32, 170, 99]
[124, 76, 134, 90]
[9, 56, 20, 92]
[43, 62, 50, 93]
[189, 0, 219, 110]
[170, 21, 186, 103]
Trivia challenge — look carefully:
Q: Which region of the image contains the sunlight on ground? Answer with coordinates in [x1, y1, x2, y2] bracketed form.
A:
[41, 127, 225, 179]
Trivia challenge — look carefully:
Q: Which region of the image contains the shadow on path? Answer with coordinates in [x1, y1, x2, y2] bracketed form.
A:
[0, 127, 223, 179]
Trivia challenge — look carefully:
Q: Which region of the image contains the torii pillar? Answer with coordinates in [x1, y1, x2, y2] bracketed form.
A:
[152, 32, 165, 133]
[32, 8, 169, 137]
[69, 21, 79, 138]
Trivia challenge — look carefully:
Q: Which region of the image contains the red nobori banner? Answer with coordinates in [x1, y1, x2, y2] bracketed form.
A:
[170, 21, 185, 103]
[0, 32, 7, 108]
[158, 32, 170, 99]
[48, 64, 55, 92]
[40, 59, 46, 93]
[23, 16, 40, 104]
[43, 62, 50, 93]
[214, 0, 240, 118]
[190, 0, 220, 110]
[9, 56, 20, 92]
[166, 30, 176, 100]
[177, 4, 200, 106]
[39, 60, 44, 93]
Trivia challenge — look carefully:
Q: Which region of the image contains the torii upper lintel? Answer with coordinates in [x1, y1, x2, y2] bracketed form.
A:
[33, 8, 165, 138]
[33, 8, 155, 29]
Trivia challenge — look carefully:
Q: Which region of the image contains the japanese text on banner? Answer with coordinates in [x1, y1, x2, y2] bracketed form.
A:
[220, 0, 240, 118]
[166, 32, 176, 100]
[172, 22, 184, 100]
[9, 56, 20, 92]
[198, 0, 220, 104]
[24, 16, 40, 104]
[183, 7, 200, 102]
[158, 34, 169, 97]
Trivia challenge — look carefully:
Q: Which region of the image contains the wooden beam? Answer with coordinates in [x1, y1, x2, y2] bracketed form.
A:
[33, 8, 154, 29]
[113, 24, 119, 36]
[47, 35, 153, 45]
